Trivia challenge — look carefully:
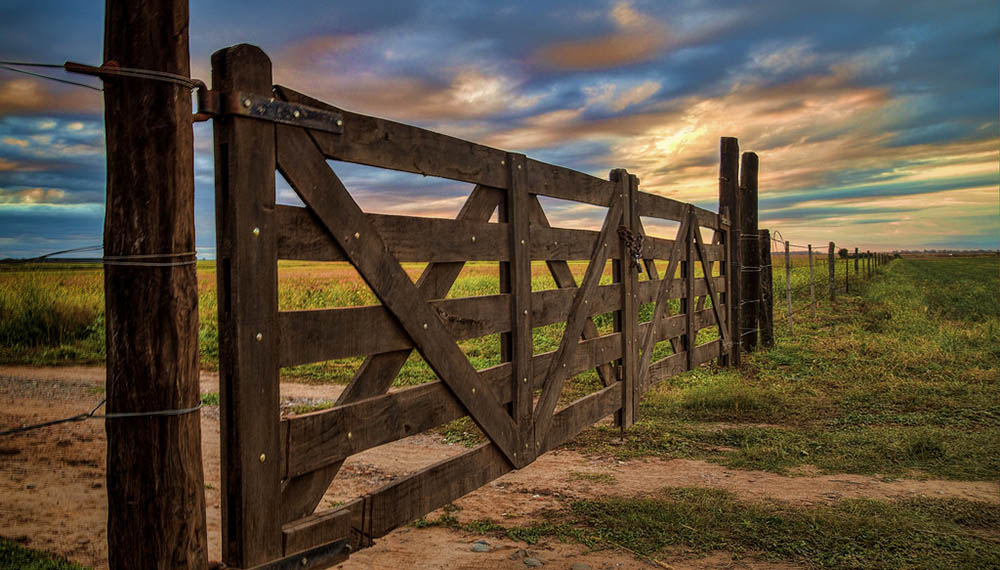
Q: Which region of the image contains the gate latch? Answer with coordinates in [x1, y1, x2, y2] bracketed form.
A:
[194, 87, 344, 135]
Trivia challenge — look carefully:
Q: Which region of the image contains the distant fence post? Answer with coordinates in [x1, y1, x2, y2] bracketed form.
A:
[718, 137, 741, 366]
[785, 241, 793, 334]
[808, 244, 815, 318]
[828, 242, 836, 301]
[758, 230, 774, 347]
[854, 247, 859, 278]
[844, 256, 849, 293]
[739, 152, 759, 352]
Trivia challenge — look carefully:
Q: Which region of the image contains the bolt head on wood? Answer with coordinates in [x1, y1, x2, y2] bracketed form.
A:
[259, 453, 266, 463]
[252, 227, 260, 237]
[255, 332, 263, 342]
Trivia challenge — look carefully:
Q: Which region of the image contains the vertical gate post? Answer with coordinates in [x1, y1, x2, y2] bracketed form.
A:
[739, 152, 759, 352]
[758, 230, 774, 347]
[504, 152, 534, 465]
[102, 0, 208, 567]
[683, 210, 695, 371]
[784, 241, 793, 335]
[718, 137, 741, 365]
[613, 169, 639, 427]
[808, 244, 815, 318]
[828, 242, 836, 301]
[212, 45, 283, 567]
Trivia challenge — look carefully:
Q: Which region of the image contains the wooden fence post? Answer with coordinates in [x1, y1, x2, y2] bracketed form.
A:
[718, 137, 741, 365]
[614, 169, 639, 428]
[758, 230, 774, 347]
[103, 0, 208, 568]
[504, 152, 534, 461]
[845, 256, 849, 293]
[854, 247, 859, 278]
[212, 45, 283, 567]
[785, 241, 793, 335]
[739, 152, 759, 352]
[828, 242, 836, 301]
[808, 244, 815, 318]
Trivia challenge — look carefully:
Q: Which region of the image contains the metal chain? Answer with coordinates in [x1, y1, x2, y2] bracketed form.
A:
[617, 226, 644, 272]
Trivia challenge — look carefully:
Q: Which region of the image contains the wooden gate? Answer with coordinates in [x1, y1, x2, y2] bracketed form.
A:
[211, 44, 734, 569]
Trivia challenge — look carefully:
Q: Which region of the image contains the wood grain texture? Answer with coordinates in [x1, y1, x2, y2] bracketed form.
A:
[103, 2, 207, 568]
[759, 230, 775, 348]
[278, 185, 502, 525]
[276, 124, 521, 464]
[506, 153, 534, 465]
[718, 137, 741, 366]
[636, 189, 721, 229]
[211, 44, 283, 567]
[739, 152, 759, 352]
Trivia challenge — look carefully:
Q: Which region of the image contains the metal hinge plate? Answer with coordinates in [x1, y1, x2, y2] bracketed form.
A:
[196, 90, 343, 134]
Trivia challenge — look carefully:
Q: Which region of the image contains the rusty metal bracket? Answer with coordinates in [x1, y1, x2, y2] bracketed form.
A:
[195, 89, 344, 134]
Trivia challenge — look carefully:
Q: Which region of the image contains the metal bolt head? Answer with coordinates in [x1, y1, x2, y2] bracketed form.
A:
[259, 453, 266, 463]
[347, 431, 352, 439]
[472, 388, 476, 394]
[336, 118, 343, 126]
[293, 109, 301, 118]
[523, 309, 528, 315]
[300, 557, 308, 566]
[423, 323, 428, 330]
[243, 98, 252, 108]
[517, 164, 522, 170]
[471, 236, 476, 242]
[354, 232, 360, 239]
[521, 239, 526, 245]
[501, 159, 505, 166]
[252, 227, 260, 237]
[255, 332, 263, 342]
[523, 377, 528, 383]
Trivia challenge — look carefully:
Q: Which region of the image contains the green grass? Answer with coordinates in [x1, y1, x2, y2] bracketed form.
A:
[570, 256, 1000, 480]
[0, 540, 90, 570]
[416, 488, 1000, 569]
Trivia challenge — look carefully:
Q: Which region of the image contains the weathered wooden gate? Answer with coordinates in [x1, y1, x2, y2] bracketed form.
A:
[211, 44, 734, 569]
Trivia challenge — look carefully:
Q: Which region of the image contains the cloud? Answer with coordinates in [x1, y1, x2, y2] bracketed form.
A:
[0, 78, 102, 115]
[584, 79, 661, 112]
[0, 186, 67, 204]
[532, 1, 667, 70]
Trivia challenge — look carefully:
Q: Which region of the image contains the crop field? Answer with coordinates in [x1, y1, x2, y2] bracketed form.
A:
[2, 255, 998, 569]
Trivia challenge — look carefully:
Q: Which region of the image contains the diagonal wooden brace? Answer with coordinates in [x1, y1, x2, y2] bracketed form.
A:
[533, 194, 624, 440]
[636, 208, 692, 384]
[276, 124, 522, 465]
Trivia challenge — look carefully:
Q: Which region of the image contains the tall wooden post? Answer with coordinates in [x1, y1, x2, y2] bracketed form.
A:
[212, 46, 283, 567]
[808, 244, 815, 318]
[718, 137, 741, 365]
[758, 230, 774, 347]
[854, 247, 859, 278]
[739, 152, 759, 352]
[103, 0, 208, 568]
[784, 241, 793, 335]
[828, 242, 836, 301]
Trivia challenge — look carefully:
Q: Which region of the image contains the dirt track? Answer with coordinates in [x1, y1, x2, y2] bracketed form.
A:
[2, 366, 996, 569]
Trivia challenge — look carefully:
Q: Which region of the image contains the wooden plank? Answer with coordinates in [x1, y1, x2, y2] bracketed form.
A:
[278, 295, 509, 366]
[275, 124, 522, 464]
[684, 215, 695, 371]
[528, 196, 615, 387]
[281, 510, 351, 557]
[274, 85, 508, 188]
[283, 331, 622, 476]
[644, 338, 723, 390]
[620, 172, 639, 427]
[692, 214, 732, 348]
[211, 44, 283, 567]
[278, 185, 502, 523]
[524, 158, 615, 207]
[636, 209, 690, 391]
[276, 206, 506, 263]
[636, 189, 720, 229]
[759, 230, 774, 348]
[540, 382, 621, 454]
[533, 191, 624, 442]
[312, 367, 627, 545]
[739, 152, 759, 352]
[506, 153, 534, 465]
[718, 137, 741, 366]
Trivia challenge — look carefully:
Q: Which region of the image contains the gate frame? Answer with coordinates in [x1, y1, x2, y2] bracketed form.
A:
[211, 44, 746, 570]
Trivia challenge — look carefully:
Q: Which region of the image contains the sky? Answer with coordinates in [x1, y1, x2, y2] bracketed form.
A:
[0, 0, 997, 258]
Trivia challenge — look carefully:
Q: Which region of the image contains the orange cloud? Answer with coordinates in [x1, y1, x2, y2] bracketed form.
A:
[0, 77, 102, 115]
[532, 1, 667, 70]
[0, 187, 67, 204]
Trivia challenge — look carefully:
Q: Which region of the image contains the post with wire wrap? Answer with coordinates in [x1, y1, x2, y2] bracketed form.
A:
[828, 242, 836, 302]
[758, 229, 775, 347]
[718, 137, 741, 366]
[739, 152, 760, 352]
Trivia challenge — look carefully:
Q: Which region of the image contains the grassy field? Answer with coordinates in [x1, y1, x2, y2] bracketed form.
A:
[2, 255, 998, 569]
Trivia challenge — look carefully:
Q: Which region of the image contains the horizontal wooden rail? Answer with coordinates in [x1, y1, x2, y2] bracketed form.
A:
[278, 276, 725, 366]
[636, 190, 722, 230]
[280, 306, 720, 477]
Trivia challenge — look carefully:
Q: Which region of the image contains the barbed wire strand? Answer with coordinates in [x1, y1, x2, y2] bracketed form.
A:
[0, 63, 103, 91]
